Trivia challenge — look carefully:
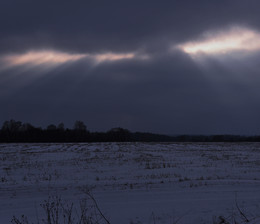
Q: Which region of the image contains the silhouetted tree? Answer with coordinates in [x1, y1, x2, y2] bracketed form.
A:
[107, 127, 131, 141]
[1, 119, 22, 132]
[20, 123, 35, 131]
[57, 123, 65, 131]
[74, 121, 87, 131]
[47, 124, 57, 131]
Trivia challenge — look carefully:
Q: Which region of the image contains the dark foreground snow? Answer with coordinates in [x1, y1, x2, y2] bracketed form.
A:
[0, 143, 260, 223]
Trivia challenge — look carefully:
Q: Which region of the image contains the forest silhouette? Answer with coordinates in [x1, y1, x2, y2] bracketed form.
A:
[0, 119, 259, 143]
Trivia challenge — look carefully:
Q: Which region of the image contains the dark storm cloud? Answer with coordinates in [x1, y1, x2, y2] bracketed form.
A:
[1, 0, 260, 54]
[1, 0, 260, 135]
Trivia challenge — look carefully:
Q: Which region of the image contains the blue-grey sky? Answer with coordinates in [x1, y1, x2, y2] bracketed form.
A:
[1, 0, 260, 135]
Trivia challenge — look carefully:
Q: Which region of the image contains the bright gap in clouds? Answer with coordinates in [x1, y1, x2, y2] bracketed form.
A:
[1, 50, 137, 69]
[178, 26, 260, 55]
[92, 53, 135, 62]
[3, 51, 86, 67]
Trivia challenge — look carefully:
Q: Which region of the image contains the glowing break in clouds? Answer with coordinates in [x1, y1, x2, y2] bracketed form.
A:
[178, 26, 260, 55]
[1, 50, 138, 69]
[91, 53, 135, 62]
[3, 50, 86, 67]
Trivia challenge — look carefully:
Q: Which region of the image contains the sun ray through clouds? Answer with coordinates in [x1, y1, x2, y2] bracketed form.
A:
[0, 50, 143, 70]
[177, 26, 260, 56]
[2, 50, 86, 68]
[0, 49, 147, 98]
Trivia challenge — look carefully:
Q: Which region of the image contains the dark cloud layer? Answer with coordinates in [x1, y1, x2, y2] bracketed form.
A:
[1, 0, 260, 134]
[1, 0, 260, 53]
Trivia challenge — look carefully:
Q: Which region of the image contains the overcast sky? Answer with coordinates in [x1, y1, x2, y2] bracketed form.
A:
[1, 0, 260, 135]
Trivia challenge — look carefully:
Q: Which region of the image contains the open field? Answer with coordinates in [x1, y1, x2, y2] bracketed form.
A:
[0, 142, 260, 223]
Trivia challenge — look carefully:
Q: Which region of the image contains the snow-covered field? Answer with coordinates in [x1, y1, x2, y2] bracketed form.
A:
[0, 142, 260, 223]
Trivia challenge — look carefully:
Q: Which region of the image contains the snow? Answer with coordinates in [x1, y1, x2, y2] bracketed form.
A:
[0, 142, 260, 223]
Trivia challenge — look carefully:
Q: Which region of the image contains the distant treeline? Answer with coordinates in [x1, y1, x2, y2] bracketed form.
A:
[0, 119, 260, 143]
